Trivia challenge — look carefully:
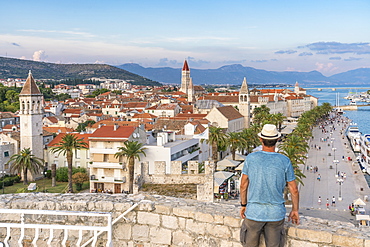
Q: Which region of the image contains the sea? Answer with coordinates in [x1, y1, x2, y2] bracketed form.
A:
[306, 86, 370, 187]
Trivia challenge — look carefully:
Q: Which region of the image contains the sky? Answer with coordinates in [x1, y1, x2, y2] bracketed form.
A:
[1, 0, 370, 76]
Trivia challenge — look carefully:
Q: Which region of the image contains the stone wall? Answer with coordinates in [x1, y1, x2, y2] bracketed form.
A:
[0, 193, 369, 247]
[139, 160, 214, 202]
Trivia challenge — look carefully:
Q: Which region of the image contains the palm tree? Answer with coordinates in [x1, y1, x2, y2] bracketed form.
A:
[204, 126, 227, 162]
[279, 146, 306, 185]
[8, 148, 44, 185]
[49, 134, 88, 193]
[114, 141, 146, 194]
[240, 127, 260, 155]
[226, 132, 246, 160]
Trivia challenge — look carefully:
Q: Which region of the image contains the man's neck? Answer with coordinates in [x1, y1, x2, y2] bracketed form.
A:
[262, 145, 276, 152]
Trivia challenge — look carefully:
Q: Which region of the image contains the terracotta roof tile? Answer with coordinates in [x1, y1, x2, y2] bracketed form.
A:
[90, 125, 136, 139]
[47, 133, 91, 148]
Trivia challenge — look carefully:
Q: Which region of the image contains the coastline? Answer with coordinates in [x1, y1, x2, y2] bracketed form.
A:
[299, 113, 370, 224]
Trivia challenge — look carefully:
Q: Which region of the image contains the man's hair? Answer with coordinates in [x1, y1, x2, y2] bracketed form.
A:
[261, 138, 278, 147]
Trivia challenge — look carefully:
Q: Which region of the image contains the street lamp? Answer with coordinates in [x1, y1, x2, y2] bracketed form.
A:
[42, 170, 47, 193]
[337, 178, 344, 201]
[332, 147, 337, 160]
[333, 160, 339, 175]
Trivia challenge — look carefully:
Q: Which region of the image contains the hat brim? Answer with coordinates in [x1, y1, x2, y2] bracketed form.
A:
[257, 132, 281, 140]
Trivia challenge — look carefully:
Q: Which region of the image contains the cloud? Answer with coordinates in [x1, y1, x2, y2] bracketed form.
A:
[344, 57, 363, 61]
[11, 42, 20, 47]
[157, 58, 180, 67]
[270, 59, 278, 62]
[275, 50, 297, 54]
[306, 42, 370, 54]
[94, 60, 105, 64]
[329, 57, 341, 60]
[32, 50, 47, 61]
[315, 62, 338, 73]
[19, 29, 95, 38]
[222, 59, 247, 64]
[251, 60, 268, 63]
[298, 52, 313, 56]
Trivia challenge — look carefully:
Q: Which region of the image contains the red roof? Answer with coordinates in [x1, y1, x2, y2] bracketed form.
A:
[90, 125, 136, 139]
[182, 60, 190, 71]
[47, 133, 91, 148]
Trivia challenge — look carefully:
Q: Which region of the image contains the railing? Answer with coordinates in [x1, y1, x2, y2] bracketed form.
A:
[0, 203, 138, 247]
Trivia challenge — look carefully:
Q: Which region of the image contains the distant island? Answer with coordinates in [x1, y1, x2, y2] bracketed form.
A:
[0, 56, 160, 86]
[117, 63, 370, 87]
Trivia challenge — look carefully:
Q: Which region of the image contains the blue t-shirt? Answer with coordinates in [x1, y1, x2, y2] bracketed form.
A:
[242, 151, 295, 221]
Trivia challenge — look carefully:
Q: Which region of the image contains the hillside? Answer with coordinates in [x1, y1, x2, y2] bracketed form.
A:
[117, 63, 370, 86]
[0, 57, 161, 86]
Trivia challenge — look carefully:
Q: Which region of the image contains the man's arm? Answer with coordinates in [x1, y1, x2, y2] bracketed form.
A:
[287, 180, 299, 225]
[239, 174, 249, 218]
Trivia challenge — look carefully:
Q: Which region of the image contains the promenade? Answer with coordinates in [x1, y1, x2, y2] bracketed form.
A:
[299, 114, 370, 222]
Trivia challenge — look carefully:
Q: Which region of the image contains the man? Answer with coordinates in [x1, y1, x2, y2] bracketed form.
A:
[239, 124, 299, 247]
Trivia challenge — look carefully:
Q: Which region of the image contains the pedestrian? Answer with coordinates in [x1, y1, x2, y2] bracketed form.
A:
[326, 198, 329, 209]
[318, 196, 321, 205]
[240, 124, 299, 247]
[332, 196, 336, 207]
[317, 174, 321, 181]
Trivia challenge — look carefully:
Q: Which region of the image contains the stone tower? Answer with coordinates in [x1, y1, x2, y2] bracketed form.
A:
[187, 77, 194, 103]
[239, 77, 250, 128]
[19, 71, 44, 162]
[180, 60, 191, 94]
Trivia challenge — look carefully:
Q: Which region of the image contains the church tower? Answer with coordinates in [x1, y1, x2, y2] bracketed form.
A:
[19, 71, 44, 162]
[239, 77, 250, 128]
[294, 81, 300, 94]
[187, 77, 194, 103]
[180, 60, 191, 94]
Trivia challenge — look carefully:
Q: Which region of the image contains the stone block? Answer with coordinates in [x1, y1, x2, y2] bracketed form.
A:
[137, 212, 160, 226]
[138, 200, 155, 212]
[172, 230, 194, 246]
[288, 239, 319, 247]
[149, 227, 172, 245]
[95, 200, 114, 211]
[161, 215, 178, 229]
[132, 225, 149, 241]
[186, 219, 206, 235]
[365, 239, 370, 247]
[231, 227, 240, 242]
[113, 223, 132, 240]
[220, 239, 243, 247]
[173, 207, 194, 218]
[154, 204, 172, 215]
[332, 234, 364, 247]
[295, 228, 332, 243]
[178, 217, 186, 229]
[214, 214, 224, 224]
[195, 211, 214, 223]
[206, 223, 231, 239]
[224, 216, 241, 228]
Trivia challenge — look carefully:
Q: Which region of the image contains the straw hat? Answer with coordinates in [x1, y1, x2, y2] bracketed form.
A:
[257, 124, 281, 140]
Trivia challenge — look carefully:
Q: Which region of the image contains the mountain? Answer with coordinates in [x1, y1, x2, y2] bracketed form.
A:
[117, 63, 370, 86]
[0, 57, 161, 86]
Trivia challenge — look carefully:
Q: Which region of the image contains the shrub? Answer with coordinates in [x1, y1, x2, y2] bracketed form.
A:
[56, 167, 88, 182]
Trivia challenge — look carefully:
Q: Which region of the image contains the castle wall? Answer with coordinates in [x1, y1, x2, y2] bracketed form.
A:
[0, 193, 369, 247]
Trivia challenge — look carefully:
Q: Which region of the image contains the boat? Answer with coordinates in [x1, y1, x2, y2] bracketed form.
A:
[358, 134, 370, 175]
[346, 123, 362, 153]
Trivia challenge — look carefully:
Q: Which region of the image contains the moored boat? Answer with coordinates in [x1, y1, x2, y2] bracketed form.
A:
[358, 134, 370, 175]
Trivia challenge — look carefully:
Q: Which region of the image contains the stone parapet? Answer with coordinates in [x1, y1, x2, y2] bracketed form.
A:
[0, 193, 369, 246]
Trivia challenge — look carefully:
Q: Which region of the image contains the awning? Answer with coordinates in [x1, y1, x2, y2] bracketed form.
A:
[356, 215, 370, 221]
[225, 154, 247, 161]
[353, 198, 367, 206]
[216, 159, 241, 170]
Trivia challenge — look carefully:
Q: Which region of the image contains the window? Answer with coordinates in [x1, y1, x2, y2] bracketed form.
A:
[103, 154, 109, 162]
[4, 151, 9, 157]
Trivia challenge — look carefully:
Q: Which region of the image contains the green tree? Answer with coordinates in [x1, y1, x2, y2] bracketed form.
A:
[7, 148, 44, 185]
[204, 126, 227, 162]
[72, 172, 89, 191]
[226, 132, 246, 160]
[76, 120, 96, 132]
[49, 134, 88, 193]
[114, 141, 147, 194]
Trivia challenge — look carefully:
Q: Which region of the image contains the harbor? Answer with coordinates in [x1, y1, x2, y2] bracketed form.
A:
[299, 113, 370, 225]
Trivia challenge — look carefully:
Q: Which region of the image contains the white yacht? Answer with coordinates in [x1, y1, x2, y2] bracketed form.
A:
[346, 123, 361, 153]
[358, 134, 370, 174]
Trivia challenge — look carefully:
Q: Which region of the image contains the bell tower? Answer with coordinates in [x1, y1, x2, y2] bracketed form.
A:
[239, 77, 250, 128]
[19, 71, 44, 161]
[180, 60, 191, 94]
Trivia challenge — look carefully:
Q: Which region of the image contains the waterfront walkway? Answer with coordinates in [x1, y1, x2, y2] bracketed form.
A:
[299, 114, 370, 221]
